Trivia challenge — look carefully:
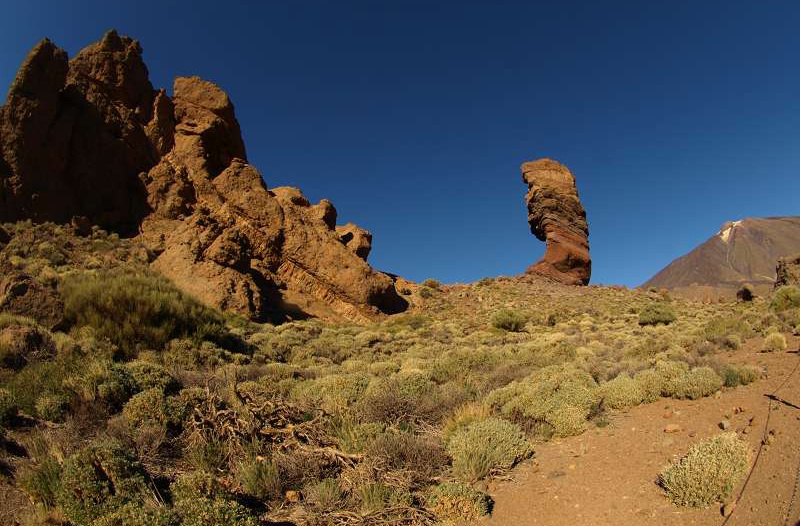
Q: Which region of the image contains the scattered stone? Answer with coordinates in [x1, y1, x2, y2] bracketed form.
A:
[722, 501, 736, 517]
[719, 420, 731, 430]
[664, 424, 681, 433]
[285, 490, 301, 503]
[521, 158, 590, 285]
[0, 267, 64, 329]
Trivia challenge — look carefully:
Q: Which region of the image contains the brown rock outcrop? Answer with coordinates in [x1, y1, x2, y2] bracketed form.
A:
[0, 31, 407, 323]
[0, 266, 64, 330]
[775, 254, 800, 288]
[336, 223, 373, 261]
[521, 158, 590, 285]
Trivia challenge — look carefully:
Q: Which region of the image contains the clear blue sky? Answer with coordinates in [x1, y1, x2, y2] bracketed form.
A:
[1, 1, 799, 286]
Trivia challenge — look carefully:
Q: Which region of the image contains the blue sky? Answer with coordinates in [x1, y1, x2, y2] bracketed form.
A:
[1, 1, 799, 286]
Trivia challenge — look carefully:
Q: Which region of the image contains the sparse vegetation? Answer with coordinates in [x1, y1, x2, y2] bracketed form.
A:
[770, 285, 800, 313]
[492, 309, 528, 332]
[638, 303, 677, 325]
[447, 418, 532, 480]
[61, 270, 231, 356]
[0, 221, 782, 524]
[428, 482, 493, 521]
[658, 433, 750, 507]
[763, 331, 788, 352]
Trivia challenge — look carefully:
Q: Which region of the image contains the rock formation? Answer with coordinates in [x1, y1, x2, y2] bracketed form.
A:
[336, 223, 372, 261]
[775, 254, 800, 288]
[0, 31, 407, 323]
[521, 158, 590, 285]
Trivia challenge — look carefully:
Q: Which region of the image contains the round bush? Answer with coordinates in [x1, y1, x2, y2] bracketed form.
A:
[57, 441, 149, 525]
[638, 303, 677, 326]
[35, 392, 68, 422]
[770, 285, 800, 313]
[492, 309, 528, 332]
[763, 332, 787, 352]
[446, 418, 532, 480]
[658, 433, 750, 507]
[599, 373, 645, 410]
[428, 482, 493, 522]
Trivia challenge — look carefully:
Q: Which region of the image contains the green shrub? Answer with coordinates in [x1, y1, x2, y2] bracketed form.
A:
[633, 368, 663, 403]
[763, 332, 787, 352]
[175, 498, 258, 526]
[305, 478, 343, 510]
[663, 366, 723, 400]
[63, 360, 137, 412]
[703, 316, 751, 347]
[122, 388, 169, 428]
[57, 440, 149, 525]
[236, 456, 281, 501]
[770, 285, 800, 313]
[442, 403, 491, 442]
[290, 372, 371, 413]
[638, 303, 677, 326]
[599, 373, 645, 410]
[428, 482, 492, 522]
[18, 456, 62, 508]
[486, 364, 599, 438]
[491, 309, 527, 332]
[366, 432, 449, 483]
[35, 392, 69, 422]
[658, 433, 750, 507]
[1, 359, 73, 415]
[91, 503, 179, 526]
[124, 361, 179, 393]
[722, 364, 761, 387]
[421, 279, 442, 290]
[0, 388, 16, 424]
[170, 471, 228, 502]
[358, 483, 409, 513]
[185, 437, 230, 473]
[328, 417, 384, 454]
[446, 418, 532, 481]
[61, 271, 229, 355]
[0, 322, 56, 369]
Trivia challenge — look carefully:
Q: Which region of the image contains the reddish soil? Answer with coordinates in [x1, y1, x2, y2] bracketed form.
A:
[477, 339, 800, 526]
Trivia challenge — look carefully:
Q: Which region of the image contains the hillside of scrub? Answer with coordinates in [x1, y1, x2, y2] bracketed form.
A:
[0, 222, 795, 525]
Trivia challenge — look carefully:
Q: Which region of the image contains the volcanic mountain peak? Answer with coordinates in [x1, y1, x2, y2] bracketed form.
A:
[643, 216, 800, 299]
[717, 220, 742, 243]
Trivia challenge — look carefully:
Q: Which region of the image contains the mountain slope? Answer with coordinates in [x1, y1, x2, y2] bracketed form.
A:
[643, 216, 800, 298]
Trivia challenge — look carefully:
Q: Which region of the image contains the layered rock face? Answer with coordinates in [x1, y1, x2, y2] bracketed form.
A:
[0, 31, 407, 322]
[521, 158, 590, 285]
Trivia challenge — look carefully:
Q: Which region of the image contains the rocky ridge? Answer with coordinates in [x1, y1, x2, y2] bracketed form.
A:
[521, 158, 591, 286]
[0, 31, 407, 322]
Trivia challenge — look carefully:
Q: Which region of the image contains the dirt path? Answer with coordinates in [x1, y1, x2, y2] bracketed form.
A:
[477, 342, 800, 526]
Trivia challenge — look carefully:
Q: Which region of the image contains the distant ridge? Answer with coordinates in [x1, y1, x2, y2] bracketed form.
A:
[642, 216, 800, 299]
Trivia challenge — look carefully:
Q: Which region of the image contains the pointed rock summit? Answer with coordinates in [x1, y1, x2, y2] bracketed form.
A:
[521, 158, 591, 285]
[0, 31, 407, 322]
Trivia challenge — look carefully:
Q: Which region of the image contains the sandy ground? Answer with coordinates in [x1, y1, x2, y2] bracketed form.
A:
[477, 340, 800, 526]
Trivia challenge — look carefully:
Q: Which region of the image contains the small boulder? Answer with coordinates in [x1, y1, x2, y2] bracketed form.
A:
[0, 323, 56, 369]
[0, 270, 64, 330]
[664, 424, 681, 433]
